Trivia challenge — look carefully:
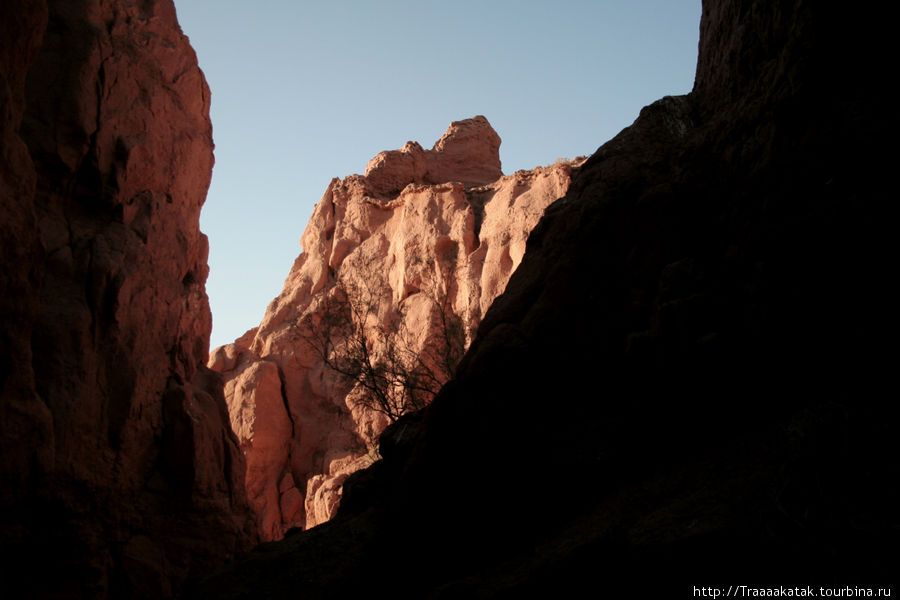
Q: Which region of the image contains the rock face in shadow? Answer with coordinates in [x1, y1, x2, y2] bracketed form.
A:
[209, 117, 579, 540]
[0, 1, 254, 598]
[192, 0, 895, 597]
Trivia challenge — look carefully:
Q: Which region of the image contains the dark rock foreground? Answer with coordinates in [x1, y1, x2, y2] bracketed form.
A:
[1, 2, 254, 598]
[192, 0, 896, 597]
[2, 0, 895, 598]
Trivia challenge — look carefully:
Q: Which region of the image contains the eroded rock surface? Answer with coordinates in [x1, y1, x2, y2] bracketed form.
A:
[210, 117, 579, 540]
[193, 0, 896, 597]
[0, 1, 254, 597]
[364, 115, 502, 196]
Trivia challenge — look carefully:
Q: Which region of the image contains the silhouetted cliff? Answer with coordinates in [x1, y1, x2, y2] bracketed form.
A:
[193, 0, 896, 597]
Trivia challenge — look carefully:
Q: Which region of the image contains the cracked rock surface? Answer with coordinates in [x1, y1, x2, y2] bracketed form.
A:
[210, 117, 579, 540]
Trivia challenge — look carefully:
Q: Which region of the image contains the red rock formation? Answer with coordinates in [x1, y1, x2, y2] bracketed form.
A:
[365, 115, 502, 196]
[0, 1, 254, 597]
[192, 0, 895, 597]
[210, 117, 579, 539]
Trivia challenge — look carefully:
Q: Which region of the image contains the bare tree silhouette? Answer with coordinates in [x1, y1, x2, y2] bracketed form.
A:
[300, 251, 465, 424]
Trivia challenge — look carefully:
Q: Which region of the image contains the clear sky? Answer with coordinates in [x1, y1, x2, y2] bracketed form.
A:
[173, 1, 702, 349]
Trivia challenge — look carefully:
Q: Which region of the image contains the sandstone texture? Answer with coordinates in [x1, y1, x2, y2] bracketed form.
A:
[210, 117, 579, 540]
[0, 1, 254, 598]
[194, 0, 896, 597]
[365, 115, 502, 196]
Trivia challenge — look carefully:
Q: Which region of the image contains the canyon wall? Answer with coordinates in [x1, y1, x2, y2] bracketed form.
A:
[210, 116, 579, 539]
[194, 0, 896, 597]
[0, 1, 254, 598]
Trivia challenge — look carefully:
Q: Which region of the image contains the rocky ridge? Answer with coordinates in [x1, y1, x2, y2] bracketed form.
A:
[210, 116, 580, 540]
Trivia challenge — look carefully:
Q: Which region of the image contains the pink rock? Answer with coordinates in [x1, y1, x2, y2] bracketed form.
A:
[226, 359, 292, 539]
[210, 118, 583, 541]
[304, 473, 348, 528]
[364, 116, 502, 196]
[427, 115, 503, 187]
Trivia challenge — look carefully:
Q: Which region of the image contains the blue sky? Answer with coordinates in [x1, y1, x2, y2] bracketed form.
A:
[173, 1, 702, 349]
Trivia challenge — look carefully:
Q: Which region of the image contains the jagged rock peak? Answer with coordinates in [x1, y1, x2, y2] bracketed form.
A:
[210, 118, 577, 541]
[363, 115, 502, 197]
